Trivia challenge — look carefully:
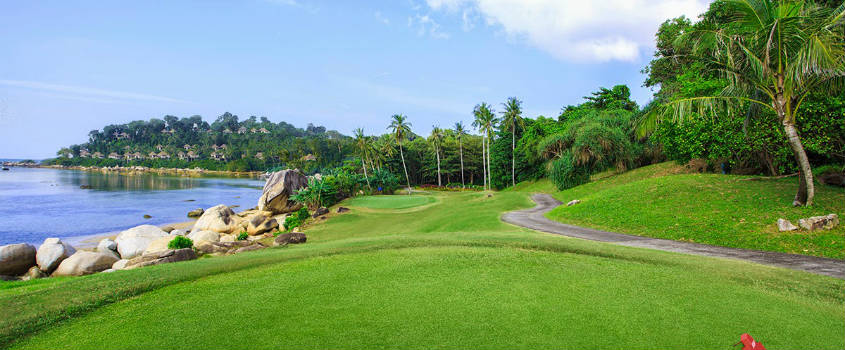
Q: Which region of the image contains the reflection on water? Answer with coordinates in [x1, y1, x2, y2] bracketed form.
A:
[0, 167, 265, 245]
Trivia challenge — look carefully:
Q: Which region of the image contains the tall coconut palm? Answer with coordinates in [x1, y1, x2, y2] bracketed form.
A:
[353, 128, 371, 189]
[429, 125, 444, 186]
[454, 121, 467, 188]
[500, 97, 524, 187]
[388, 114, 412, 194]
[473, 102, 497, 190]
[639, 0, 844, 206]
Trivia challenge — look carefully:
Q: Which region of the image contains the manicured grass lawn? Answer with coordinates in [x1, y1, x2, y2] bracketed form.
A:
[342, 194, 436, 209]
[544, 163, 845, 259]
[3, 191, 843, 349]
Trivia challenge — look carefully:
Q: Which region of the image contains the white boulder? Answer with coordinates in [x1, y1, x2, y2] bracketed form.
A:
[52, 251, 119, 276]
[115, 225, 169, 260]
[192, 205, 242, 234]
[36, 238, 77, 274]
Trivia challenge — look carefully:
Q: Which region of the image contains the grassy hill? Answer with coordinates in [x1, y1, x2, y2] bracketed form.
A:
[528, 162, 845, 259]
[2, 191, 843, 349]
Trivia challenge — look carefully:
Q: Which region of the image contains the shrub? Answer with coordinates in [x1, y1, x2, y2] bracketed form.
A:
[237, 232, 248, 241]
[296, 207, 310, 222]
[284, 216, 300, 231]
[167, 236, 194, 249]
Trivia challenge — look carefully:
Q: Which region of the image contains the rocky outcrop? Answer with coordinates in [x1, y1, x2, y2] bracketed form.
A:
[275, 232, 307, 246]
[36, 238, 77, 274]
[52, 251, 119, 276]
[170, 229, 187, 236]
[257, 169, 307, 214]
[125, 248, 197, 269]
[22, 266, 46, 281]
[115, 225, 169, 260]
[187, 208, 204, 218]
[234, 244, 266, 254]
[777, 218, 798, 232]
[337, 207, 350, 213]
[97, 238, 119, 258]
[188, 230, 220, 244]
[192, 205, 242, 234]
[798, 214, 839, 231]
[112, 259, 130, 270]
[246, 213, 279, 235]
[195, 241, 251, 255]
[0, 243, 37, 276]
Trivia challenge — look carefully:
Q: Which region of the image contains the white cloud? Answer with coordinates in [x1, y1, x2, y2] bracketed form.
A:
[408, 13, 450, 39]
[424, 0, 709, 62]
[374, 11, 390, 25]
[0, 80, 188, 104]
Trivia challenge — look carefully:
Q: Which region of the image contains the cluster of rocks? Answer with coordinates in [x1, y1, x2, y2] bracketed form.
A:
[0, 169, 319, 282]
[777, 214, 839, 232]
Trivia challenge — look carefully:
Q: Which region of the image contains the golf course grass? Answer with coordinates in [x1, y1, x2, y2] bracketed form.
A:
[541, 163, 845, 259]
[342, 194, 436, 209]
[2, 191, 843, 349]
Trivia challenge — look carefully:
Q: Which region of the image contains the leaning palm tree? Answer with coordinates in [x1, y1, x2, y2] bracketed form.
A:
[473, 103, 496, 190]
[639, 0, 844, 207]
[353, 128, 371, 189]
[500, 97, 524, 187]
[454, 121, 467, 188]
[428, 125, 444, 186]
[388, 114, 413, 194]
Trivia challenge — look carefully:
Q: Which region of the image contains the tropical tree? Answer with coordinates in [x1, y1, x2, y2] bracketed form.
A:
[473, 102, 497, 190]
[640, 0, 844, 206]
[353, 128, 371, 189]
[388, 114, 413, 194]
[428, 125, 444, 186]
[500, 97, 525, 187]
[454, 121, 467, 188]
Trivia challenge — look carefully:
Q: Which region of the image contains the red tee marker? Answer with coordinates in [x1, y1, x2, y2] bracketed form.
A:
[734, 333, 766, 350]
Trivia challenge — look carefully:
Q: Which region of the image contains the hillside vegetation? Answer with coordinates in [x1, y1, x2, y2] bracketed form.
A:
[2, 192, 843, 349]
[540, 163, 845, 258]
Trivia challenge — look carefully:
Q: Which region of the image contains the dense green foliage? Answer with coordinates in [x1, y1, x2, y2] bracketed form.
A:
[236, 232, 249, 241]
[167, 236, 193, 250]
[3, 192, 842, 349]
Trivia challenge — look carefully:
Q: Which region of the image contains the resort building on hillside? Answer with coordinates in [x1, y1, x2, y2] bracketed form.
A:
[177, 151, 187, 161]
[211, 151, 226, 161]
[258, 127, 270, 134]
[255, 152, 264, 160]
[148, 152, 159, 159]
[157, 151, 170, 159]
[79, 149, 91, 158]
[155, 145, 164, 151]
[187, 151, 199, 161]
[183, 144, 193, 150]
[113, 132, 130, 140]
[92, 152, 104, 159]
[237, 126, 247, 134]
[223, 128, 233, 134]
[108, 152, 121, 160]
[160, 129, 175, 135]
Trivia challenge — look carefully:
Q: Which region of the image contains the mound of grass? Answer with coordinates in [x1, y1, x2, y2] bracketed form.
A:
[343, 195, 436, 209]
[2, 192, 843, 349]
[547, 163, 845, 258]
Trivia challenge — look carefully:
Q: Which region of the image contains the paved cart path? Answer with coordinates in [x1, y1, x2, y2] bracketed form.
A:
[501, 194, 845, 279]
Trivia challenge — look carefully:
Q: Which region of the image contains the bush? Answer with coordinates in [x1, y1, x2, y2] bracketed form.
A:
[237, 232, 248, 241]
[167, 236, 194, 249]
[296, 207, 310, 222]
[284, 216, 300, 231]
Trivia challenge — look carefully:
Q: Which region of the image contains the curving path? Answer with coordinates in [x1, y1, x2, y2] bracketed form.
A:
[502, 194, 845, 279]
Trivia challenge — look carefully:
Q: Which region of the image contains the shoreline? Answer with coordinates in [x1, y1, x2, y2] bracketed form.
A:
[35, 164, 265, 178]
[66, 220, 197, 250]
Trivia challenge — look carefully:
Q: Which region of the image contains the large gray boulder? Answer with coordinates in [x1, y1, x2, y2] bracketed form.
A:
[192, 205, 242, 234]
[257, 169, 307, 214]
[52, 251, 119, 276]
[246, 213, 279, 236]
[777, 218, 798, 232]
[143, 236, 176, 256]
[115, 225, 169, 260]
[0, 243, 36, 276]
[36, 238, 77, 273]
[274, 232, 307, 246]
[187, 230, 220, 244]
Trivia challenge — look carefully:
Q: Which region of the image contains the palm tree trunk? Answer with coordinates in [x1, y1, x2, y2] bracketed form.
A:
[511, 123, 516, 187]
[361, 157, 371, 189]
[783, 121, 814, 206]
[399, 144, 411, 195]
[482, 136, 487, 190]
[436, 148, 442, 187]
[486, 132, 492, 189]
[459, 139, 465, 188]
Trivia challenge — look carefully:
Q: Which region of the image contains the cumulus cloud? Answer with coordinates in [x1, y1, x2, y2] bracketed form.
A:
[425, 0, 709, 62]
[408, 13, 450, 39]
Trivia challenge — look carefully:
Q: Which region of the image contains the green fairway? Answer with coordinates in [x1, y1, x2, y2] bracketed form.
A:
[3, 192, 844, 349]
[542, 163, 845, 259]
[342, 194, 437, 209]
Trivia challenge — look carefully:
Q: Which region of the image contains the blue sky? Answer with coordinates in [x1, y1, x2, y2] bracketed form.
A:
[0, 0, 709, 159]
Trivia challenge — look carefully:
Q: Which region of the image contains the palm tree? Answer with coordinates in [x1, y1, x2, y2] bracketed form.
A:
[639, 0, 844, 207]
[388, 114, 412, 194]
[429, 125, 444, 186]
[500, 97, 524, 187]
[473, 103, 497, 190]
[454, 121, 467, 188]
[353, 128, 371, 189]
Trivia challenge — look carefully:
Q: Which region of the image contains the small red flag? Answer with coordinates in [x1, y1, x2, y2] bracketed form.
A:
[734, 333, 766, 350]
